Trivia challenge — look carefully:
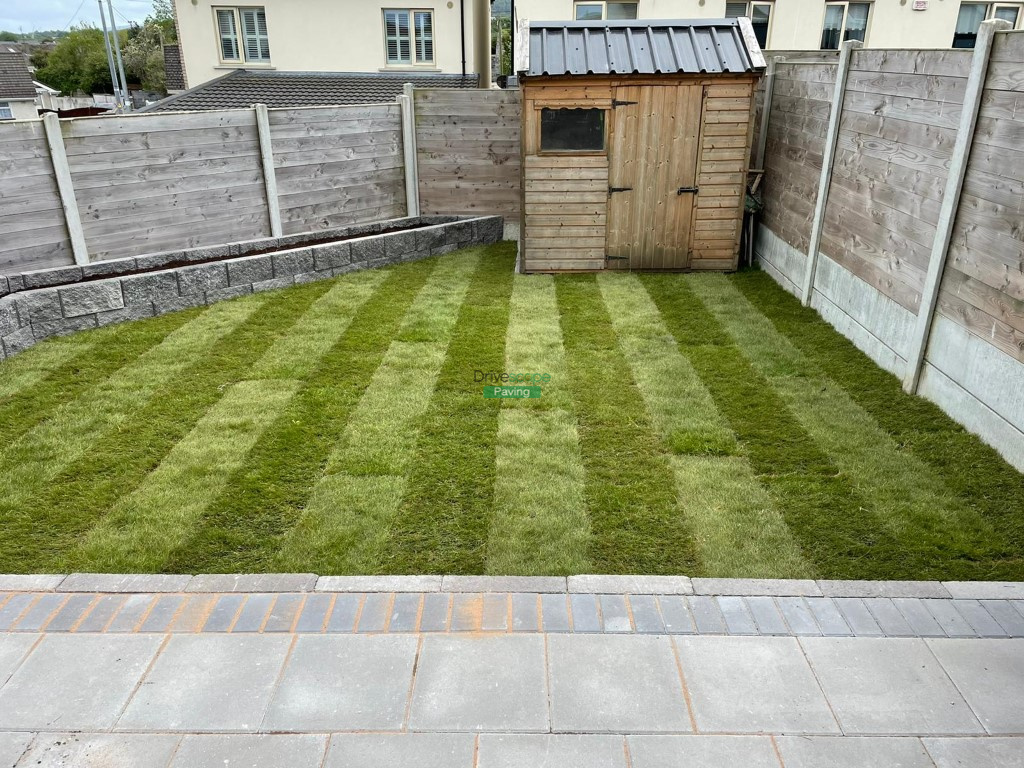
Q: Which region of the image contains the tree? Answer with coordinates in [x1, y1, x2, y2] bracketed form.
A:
[0, 31, 19, 42]
[122, 21, 168, 93]
[34, 26, 119, 95]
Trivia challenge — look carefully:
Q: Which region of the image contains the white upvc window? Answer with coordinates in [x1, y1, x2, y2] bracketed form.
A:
[954, 3, 1022, 47]
[384, 9, 434, 65]
[215, 7, 270, 63]
[573, 2, 639, 20]
[0, 102, 13, 120]
[821, 2, 871, 49]
[725, 2, 773, 49]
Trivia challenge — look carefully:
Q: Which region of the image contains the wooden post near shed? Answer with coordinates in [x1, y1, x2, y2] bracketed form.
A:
[800, 38, 861, 306]
[253, 103, 283, 238]
[902, 18, 1010, 394]
[42, 112, 89, 266]
[399, 83, 420, 218]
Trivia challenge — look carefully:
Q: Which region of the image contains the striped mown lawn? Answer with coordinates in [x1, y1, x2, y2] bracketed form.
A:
[1, 241, 1022, 579]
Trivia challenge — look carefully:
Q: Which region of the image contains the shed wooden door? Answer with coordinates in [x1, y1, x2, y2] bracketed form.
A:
[606, 85, 703, 270]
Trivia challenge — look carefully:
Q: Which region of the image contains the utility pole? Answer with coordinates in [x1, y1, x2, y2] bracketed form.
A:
[97, 0, 124, 111]
[106, 0, 131, 110]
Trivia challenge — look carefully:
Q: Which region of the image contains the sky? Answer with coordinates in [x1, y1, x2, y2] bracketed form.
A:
[1, 0, 155, 34]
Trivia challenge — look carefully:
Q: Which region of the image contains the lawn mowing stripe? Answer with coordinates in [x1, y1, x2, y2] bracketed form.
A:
[641, 274, 906, 579]
[0, 285, 327, 573]
[554, 275, 700, 575]
[0, 336, 97, 399]
[597, 273, 811, 579]
[487, 274, 590, 576]
[384, 243, 518, 574]
[251, 269, 389, 380]
[688, 274, 1007, 581]
[274, 251, 481, 573]
[0, 315, 197, 448]
[164, 257, 437, 574]
[71, 380, 300, 572]
[732, 270, 1024, 571]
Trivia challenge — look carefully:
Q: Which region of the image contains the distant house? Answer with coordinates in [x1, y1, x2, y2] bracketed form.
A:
[0, 50, 38, 121]
[171, 0, 493, 90]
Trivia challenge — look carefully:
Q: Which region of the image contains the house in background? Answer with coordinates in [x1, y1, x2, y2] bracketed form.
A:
[170, 0, 493, 91]
[0, 50, 39, 121]
[510, 0, 1023, 50]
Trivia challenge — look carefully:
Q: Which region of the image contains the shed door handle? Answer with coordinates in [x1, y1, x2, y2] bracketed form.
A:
[677, 186, 699, 195]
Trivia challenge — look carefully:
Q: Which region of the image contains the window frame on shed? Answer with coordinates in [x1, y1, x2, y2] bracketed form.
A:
[536, 106, 609, 155]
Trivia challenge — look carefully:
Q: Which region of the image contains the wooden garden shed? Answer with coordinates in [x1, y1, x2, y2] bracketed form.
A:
[516, 18, 766, 272]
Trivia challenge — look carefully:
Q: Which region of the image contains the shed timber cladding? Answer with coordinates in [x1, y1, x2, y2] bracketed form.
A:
[527, 19, 763, 77]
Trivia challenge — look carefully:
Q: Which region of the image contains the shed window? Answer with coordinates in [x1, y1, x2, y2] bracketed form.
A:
[540, 108, 605, 152]
[821, 2, 870, 49]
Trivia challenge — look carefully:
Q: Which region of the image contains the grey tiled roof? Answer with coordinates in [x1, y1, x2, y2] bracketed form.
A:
[163, 45, 185, 91]
[0, 51, 37, 100]
[526, 19, 763, 77]
[141, 70, 480, 112]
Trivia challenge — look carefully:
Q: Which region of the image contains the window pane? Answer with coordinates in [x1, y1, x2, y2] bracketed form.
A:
[575, 4, 604, 20]
[240, 8, 269, 61]
[385, 10, 411, 63]
[0, 102, 12, 120]
[415, 11, 433, 62]
[953, 3, 989, 47]
[752, 4, 771, 47]
[540, 108, 605, 151]
[821, 4, 844, 49]
[606, 2, 639, 19]
[725, 2, 749, 17]
[994, 5, 1019, 24]
[217, 9, 240, 60]
[845, 3, 869, 41]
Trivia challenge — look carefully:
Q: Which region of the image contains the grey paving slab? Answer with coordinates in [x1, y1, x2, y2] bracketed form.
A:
[541, 593, 570, 632]
[388, 592, 421, 632]
[18, 733, 180, 768]
[688, 596, 726, 634]
[548, 634, 690, 733]
[451, 594, 483, 632]
[511, 593, 539, 632]
[677, 635, 837, 734]
[264, 594, 305, 633]
[76, 594, 126, 633]
[186, 573, 317, 593]
[717, 596, 757, 635]
[801, 637, 983, 735]
[482, 593, 509, 631]
[264, 635, 418, 732]
[942, 582, 1024, 600]
[568, 575, 692, 595]
[833, 598, 884, 636]
[171, 734, 326, 767]
[43, 593, 97, 632]
[294, 592, 332, 633]
[693, 578, 821, 597]
[326, 593, 361, 633]
[315, 575, 442, 592]
[599, 594, 632, 633]
[138, 595, 185, 632]
[923, 737, 1024, 767]
[118, 635, 291, 732]
[924, 599, 977, 638]
[775, 736, 934, 767]
[818, 581, 951, 599]
[657, 596, 695, 634]
[745, 597, 789, 635]
[0, 575, 64, 592]
[627, 735, 779, 767]
[953, 599, 1008, 637]
[325, 734, 476, 768]
[0, 634, 162, 730]
[630, 595, 666, 634]
[443, 576, 566, 593]
[894, 598, 946, 637]
[10, 593, 65, 631]
[356, 593, 391, 633]
[0, 593, 34, 630]
[409, 635, 548, 732]
[60, 573, 191, 593]
[569, 594, 601, 633]
[200, 594, 245, 632]
[805, 598, 852, 636]
[863, 598, 915, 636]
[478, 734, 627, 768]
[0, 634, 37, 685]
[419, 593, 450, 632]
[927, 639, 1024, 734]
[776, 597, 821, 635]
[980, 600, 1024, 635]
[231, 594, 274, 633]
[0, 732, 32, 766]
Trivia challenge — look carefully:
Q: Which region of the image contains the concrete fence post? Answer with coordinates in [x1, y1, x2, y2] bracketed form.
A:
[399, 83, 421, 217]
[42, 112, 89, 266]
[800, 39, 861, 306]
[902, 19, 1010, 394]
[254, 103, 283, 238]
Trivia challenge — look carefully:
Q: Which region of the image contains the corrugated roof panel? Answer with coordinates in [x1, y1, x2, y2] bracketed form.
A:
[526, 19, 763, 77]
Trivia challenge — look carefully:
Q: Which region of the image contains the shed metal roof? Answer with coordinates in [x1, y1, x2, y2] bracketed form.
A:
[526, 19, 765, 77]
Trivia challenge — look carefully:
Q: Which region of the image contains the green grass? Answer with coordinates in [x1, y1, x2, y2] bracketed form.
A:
[0, 243, 1021, 577]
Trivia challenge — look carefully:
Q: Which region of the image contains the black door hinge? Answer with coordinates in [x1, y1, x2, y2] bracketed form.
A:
[609, 186, 633, 196]
[611, 99, 638, 108]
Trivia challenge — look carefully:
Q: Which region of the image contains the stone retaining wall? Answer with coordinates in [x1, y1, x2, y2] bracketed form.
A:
[0, 215, 503, 360]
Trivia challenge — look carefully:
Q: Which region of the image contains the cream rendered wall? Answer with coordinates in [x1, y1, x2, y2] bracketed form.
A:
[174, 0, 485, 87]
[2, 100, 38, 121]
